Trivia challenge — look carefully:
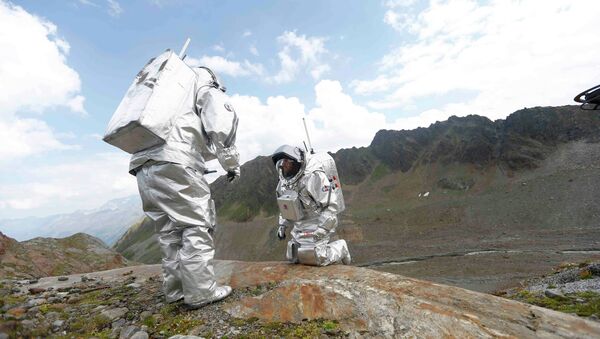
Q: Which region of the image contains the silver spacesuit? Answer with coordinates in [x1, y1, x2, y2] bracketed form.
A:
[131, 67, 239, 308]
[272, 145, 351, 266]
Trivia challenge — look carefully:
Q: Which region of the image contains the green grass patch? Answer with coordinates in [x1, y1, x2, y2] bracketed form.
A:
[231, 319, 342, 338]
[2, 294, 26, 308]
[381, 184, 396, 193]
[143, 314, 156, 328]
[230, 317, 259, 327]
[369, 164, 390, 182]
[220, 203, 254, 222]
[113, 218, 149, 252]
[511, 290, 600, 318]
[69, 314, 111, 333]
[154, 313, 203, 337]
[77, 290, 106, 306]
[145, 304, 204, 337]
[243, 282, 278, 297]
[322, 320, 338, 331]
[50, 263, 68, 276]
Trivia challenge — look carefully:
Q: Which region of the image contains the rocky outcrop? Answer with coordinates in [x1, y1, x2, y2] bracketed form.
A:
[221, 261, 600, 338]
[0, 232, 129, 278]
[13, 261, 600, 338]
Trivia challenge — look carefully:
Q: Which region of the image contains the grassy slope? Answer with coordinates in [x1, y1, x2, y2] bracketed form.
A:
[112, 218, 161, 264]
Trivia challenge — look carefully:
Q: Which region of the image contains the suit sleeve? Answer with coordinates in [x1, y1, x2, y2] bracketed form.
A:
[196, 87, 240, 171]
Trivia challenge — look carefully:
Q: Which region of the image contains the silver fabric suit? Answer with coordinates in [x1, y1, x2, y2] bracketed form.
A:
[274, 146, 351, 266]
[131, 67, 239, 306]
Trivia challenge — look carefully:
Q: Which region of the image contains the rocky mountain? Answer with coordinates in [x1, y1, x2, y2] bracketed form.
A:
[0, 232, 129, 279]
[115, 105, 600, 293]
[1, 261, 599, 338]
[0, 195, 143, 246]
[208, 105, 600, 220]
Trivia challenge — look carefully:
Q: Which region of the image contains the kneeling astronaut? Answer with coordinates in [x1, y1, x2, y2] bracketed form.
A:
[272, 145, 351, 266]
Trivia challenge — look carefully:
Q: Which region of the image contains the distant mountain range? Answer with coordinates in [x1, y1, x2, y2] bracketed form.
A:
[0, 195, 143, 246]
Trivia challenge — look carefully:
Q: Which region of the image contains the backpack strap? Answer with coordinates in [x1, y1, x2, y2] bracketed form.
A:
[196, 66, 226, 92]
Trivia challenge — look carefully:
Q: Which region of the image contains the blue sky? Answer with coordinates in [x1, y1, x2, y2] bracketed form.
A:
[1, 0, 600, 219]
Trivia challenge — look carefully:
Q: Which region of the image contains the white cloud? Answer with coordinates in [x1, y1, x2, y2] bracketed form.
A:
[268, 31, 330, 84]
[383, 9, 412, 32]
[87, 133, 103, 140]
[306, 80, 387, 151]
[230, 80, 393, 163]
[230, 94, 307, 164]
[107, 0, 122, 17]
[354, 0, 600, 120]
[310, 64, 331, 81]
[0, 2, 85, 117]
[0, 152, 137, 216]
[384, 0, 418, 8]
[149, 0, 165, 7]
[212, 43, 225, 53]
[67, 95, 88, 116]
[0, 119, 78, 159]
[78, 0, 99, 7]
[249, 45, 259, 56]
[0, 2, 84, 160]
[186, 55, 264, 78]
[242, 30, 252, 38]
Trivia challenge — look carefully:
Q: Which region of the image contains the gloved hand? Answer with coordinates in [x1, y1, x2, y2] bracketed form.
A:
[277, 224, 286, 240]
[226, 167, 240, 183]
[314, 227, 329, 239]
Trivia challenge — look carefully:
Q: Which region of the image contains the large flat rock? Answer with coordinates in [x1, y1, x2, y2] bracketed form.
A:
[26, 260, 600, 338]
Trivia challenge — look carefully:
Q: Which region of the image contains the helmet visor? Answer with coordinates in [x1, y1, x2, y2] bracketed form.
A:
[276, 158, 301, 179]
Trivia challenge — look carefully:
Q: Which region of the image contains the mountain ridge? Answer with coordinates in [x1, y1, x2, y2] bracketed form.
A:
[209, 105, 600, 221]
[0, 195, 143, 246]
[0, 232, 129, 279]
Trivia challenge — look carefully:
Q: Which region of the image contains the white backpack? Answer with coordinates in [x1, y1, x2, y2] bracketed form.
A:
[103, 50, 197, 154]
[305, 152, 346, 213]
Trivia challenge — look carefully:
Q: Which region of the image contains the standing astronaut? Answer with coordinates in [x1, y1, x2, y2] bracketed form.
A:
[131, 67, 240, 309]
[271, 145, 351, 266]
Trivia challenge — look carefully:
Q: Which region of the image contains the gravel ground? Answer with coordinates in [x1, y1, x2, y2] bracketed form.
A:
[0, 272, 348, 338]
